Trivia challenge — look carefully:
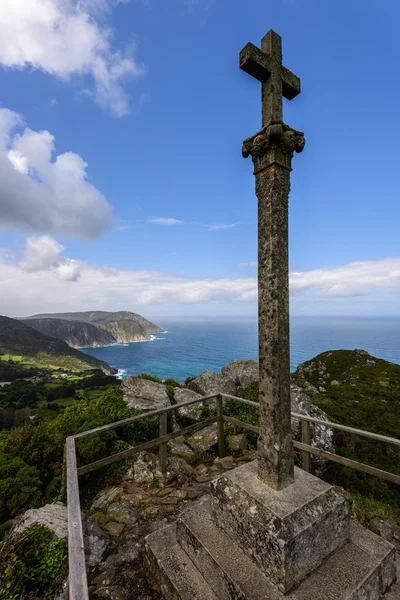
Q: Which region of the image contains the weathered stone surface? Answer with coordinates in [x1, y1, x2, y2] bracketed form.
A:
[187, 371, 223, 397]
[243, 124, 304, 489]
[187, 424, 218, 453]
[121, 376, 170, 411]
[174, 388, 204, 421]
[133, 452, 162, 484]
[148, 496, 395, 600]
[84, 515, 111, 568]
[241, 31, 305, 490]
[221, 359, 259, 393]
[91, 487, 123, 511]
[369, 518, 400, 552]
[227, 433, 247, 453]
[167, 440, 195, 459]
[211, 461, 349, 593]
[93, 585, 126, 600]
[14, 501, 67, 538]
[106, 503, 138, 526]
[104, 521, 125, 537]
[290, 384, 334, 456]
[145, 522, 219, 600]
[166, 457, 194, 483]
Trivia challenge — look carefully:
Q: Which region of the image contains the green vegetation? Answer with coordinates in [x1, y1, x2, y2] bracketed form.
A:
[1, 346, 399, 595]
[0, 315, 111, 373]
[0, 523, 68, 599]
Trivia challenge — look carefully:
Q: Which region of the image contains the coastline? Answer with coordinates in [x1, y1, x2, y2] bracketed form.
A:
[77, 331, 166, 350]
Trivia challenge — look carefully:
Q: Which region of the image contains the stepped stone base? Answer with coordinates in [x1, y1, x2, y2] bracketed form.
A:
[145, 461, 397, 600]
[211, 462, 350, 591]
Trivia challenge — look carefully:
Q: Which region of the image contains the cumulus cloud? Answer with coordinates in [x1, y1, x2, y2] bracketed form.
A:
[1, 243, 399, 317]
[18, 235, 82, 281]
[0, 0, 144, 116]
[0, 108, 113, 238]
[290, 259, 400, 297]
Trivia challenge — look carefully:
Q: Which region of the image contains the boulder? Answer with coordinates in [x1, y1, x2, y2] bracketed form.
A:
[221, 359, 259, 394]
[93, 585, 126, 600]
[91, 487, 123, 511]
[290, 384, 334, 470]
[133, 452, 163, 484]
[14, 501, 67, 539]
[174, 388, 204, 421]
[187, 423, 218, 453]
[84, 515, 111, 567]
[187, 370, 223, 397]
[368, 518, 400, 551]
[106, 503, 138, 526]
[121, 376, 170, 411]
[166, 457, 194, 483]
[167, 440, 195, 459]
[227, 433, 247, 453]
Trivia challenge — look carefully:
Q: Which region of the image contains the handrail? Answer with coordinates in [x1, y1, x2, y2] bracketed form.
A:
[64, 390, 400, 600]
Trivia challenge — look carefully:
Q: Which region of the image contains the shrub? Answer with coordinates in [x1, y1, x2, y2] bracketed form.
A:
[0, 523, 68, 599]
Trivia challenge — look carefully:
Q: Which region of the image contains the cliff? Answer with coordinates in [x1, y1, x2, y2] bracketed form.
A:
[21, 310, 163, 348]
[0, 315, 113, 373]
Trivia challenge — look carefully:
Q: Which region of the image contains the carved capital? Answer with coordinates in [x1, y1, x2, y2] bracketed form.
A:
[242, 122, 305, 174]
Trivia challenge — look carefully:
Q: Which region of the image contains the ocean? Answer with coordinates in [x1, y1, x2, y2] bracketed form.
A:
[80, 317, 400, 382]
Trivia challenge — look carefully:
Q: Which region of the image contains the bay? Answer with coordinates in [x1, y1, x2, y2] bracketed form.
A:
[80, 316, 400, 382]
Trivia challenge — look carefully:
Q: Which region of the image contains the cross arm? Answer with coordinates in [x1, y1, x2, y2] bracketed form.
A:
[240, 42, 272, 82]
[281, 66, 300, 100]
[240, 43, 301, 101]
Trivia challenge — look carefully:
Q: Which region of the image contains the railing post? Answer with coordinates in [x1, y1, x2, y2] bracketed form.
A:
[301, 419, 311, 473]
[159, 412, 168, 473]
[216, 395, 225, 458]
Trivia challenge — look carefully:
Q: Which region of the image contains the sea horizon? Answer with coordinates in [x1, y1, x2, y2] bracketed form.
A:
[81, 315, 400, 382]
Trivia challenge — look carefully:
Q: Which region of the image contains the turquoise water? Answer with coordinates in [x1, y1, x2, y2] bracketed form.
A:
[80, 317, 400, 382]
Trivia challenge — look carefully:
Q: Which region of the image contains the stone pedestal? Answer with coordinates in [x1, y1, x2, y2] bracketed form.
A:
[211, 462, 349, 592]
[145, 461, 397, 600]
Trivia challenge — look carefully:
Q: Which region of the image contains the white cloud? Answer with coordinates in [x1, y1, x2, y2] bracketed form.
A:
[0, 107, 113, 238]
[207, 223, 239, 231]
[0, 0, 145, 116]
[148, 217, 239, 231]
[18, 235, 82, 281]
[290, 259, 400, 297]
[149, 217, 184, 225]
[1, 245, 400, 317]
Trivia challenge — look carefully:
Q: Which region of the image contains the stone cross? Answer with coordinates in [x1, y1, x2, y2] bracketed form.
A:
[241, 30, 305, 490]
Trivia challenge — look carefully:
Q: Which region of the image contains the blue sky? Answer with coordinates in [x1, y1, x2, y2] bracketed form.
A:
[0, 0, 399, 318]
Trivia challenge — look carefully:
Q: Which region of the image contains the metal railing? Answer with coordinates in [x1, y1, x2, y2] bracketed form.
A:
[64, 391, 400, 600]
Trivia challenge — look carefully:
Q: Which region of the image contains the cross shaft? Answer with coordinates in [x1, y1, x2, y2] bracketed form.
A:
[240, 30, 300, 126]
[241, 30, 305, 490]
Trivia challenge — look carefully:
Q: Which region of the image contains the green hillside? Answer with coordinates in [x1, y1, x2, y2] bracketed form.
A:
[0, 316, 113, 374]
[292, 349, 400, 502]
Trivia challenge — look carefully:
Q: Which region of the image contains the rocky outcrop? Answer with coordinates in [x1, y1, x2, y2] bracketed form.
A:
[187, 359, 259, 397]
[13, 501, 111, 568]
[290, 384, 334, 455]
[174, 388, 205, 421]
[14, 501, 68, 539]
[221, 359, 259, 393]
[187, 370, 224, 397]
[22, 310, 163, 348]
[121, 377, 170, 411]
[187, 424, 218, 453]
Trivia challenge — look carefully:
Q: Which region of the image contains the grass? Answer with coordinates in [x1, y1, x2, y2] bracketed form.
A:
[338, 487, 400, 527]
